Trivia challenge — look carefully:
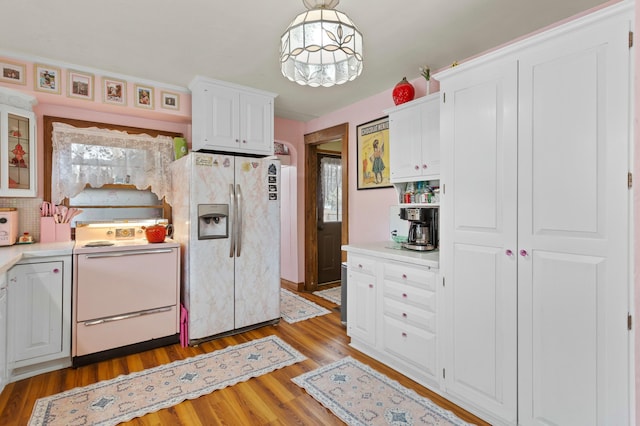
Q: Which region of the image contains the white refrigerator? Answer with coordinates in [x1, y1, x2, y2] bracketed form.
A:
[170, 152, 281, 343]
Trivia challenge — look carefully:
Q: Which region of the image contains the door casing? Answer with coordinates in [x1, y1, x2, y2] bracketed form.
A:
[304, 123, 349, 292]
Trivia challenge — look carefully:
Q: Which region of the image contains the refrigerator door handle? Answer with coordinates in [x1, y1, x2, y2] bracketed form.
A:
[229, 183, 236, 258]
[236, 184, 243, 257]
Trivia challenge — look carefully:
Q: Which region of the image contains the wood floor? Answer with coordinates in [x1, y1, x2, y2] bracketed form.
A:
[0, 282, 489, 425]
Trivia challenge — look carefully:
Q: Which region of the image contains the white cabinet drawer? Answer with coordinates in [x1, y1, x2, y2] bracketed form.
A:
[383, 279, 436, 312]
[348, 254, 376, 276]
[383, 297, 435, 333]
[383, 261, 436, 290]
[382, 315, 436, 375]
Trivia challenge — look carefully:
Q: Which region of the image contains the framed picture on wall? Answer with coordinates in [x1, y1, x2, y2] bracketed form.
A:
[103, 77, 127, 106]
[34, 64, 61, 94]
[357, 116, 391, 190]
[161, 91, 179, 110]
[134, 84, 154, 109]
[67, 70, 94, 100]
[0, 60, 26, 85]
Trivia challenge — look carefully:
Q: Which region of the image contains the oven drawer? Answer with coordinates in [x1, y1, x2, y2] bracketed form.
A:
[75, 248, 179, 321]
[75, 305, 178, 356]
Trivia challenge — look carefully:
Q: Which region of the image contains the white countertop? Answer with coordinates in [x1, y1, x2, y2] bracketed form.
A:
[342, 241, 439, 269]
[0, 242, 74, 275]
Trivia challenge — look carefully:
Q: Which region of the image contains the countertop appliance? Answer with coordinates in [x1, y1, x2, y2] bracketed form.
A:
[400, 207, 439, 252]
[72, 219, 180, 366]
[0, 208, 18, 246]
[170, 152, 281, 344]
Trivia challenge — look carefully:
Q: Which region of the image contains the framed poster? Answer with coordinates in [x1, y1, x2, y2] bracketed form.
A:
[103, 77, 127, 106]
[67, 70, 94, 100]
[0, 60, 26, 85]
[161, 91, 179, 110]
[34, 64, 61, 94]
[134, 84, 154, 109]
[357, 116, 391, 190]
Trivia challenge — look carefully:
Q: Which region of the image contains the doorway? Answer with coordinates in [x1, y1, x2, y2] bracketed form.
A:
[304, 123, 349, 292]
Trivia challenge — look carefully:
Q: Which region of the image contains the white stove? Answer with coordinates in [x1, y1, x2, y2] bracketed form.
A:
[74, 219, 177, 254]
[72, 219, 181, 365]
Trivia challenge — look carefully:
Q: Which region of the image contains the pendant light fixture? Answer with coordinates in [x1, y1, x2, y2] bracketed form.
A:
[280, 0, 363, 87]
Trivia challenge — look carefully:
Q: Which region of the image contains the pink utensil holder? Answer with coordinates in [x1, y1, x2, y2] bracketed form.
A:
[40, 217, 71, 243]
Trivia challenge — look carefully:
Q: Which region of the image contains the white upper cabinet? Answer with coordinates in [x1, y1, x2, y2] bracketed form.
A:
[0, 87, 37, 197]
[385, 93, 440, 182]
[190, 76, 277, 156]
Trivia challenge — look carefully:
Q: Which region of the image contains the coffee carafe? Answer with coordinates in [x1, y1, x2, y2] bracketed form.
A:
[400, 207, 438, 251]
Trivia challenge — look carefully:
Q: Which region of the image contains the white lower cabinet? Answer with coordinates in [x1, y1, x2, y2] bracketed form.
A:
[7, 256, 72, 381]
[0, 273, 7, 394]
[346, 249, 440, 390]
[346, 254, 377, 346]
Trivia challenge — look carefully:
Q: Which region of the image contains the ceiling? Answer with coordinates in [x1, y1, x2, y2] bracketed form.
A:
[1, 0, 610, 122]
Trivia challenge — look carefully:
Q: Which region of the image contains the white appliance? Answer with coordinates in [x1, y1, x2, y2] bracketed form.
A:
[72, 220, 180, 366]
[0, 208, 18, 246]
[170, 152, 281, 344]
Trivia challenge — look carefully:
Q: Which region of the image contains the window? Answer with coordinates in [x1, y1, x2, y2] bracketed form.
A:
[43, 116, 182, 225]
[320, 155, 342, 222]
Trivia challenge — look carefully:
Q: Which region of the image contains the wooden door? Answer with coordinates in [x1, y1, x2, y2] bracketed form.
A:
[440, 58, 519, 425]
[317, 154, 342, 284]
[517, 11, 631, 425]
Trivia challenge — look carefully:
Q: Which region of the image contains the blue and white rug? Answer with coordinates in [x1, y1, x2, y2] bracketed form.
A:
[313, 285, 341, 305]
[29, 336, 306, 426]
[280, 288, 332, 323]
[292, 357, 474, 426]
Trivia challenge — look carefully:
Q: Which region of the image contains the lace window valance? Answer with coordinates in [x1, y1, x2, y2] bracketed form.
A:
[51, 122, 174, 204]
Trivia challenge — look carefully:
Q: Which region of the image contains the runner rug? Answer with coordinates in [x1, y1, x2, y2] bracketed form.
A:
[313, 286, 342, 305]
[292, 357, 474, 426]
[29, 336, 306, 426]
[280, 288, 331, 323]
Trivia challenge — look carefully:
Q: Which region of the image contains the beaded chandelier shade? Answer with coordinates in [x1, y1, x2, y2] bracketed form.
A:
[280, 0, 363, 87]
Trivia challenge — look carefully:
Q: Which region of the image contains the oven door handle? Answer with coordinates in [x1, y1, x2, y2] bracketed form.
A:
[83, 306, 173, 326]
[84, 248, 173, 259]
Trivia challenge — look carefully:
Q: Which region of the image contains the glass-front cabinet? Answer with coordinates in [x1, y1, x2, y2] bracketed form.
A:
[0, 87, 37, 197]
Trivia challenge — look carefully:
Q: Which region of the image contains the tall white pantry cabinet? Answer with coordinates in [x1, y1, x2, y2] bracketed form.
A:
[436, 3, 632, 426]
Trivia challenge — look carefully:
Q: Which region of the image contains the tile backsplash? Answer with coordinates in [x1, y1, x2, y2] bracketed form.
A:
[0, 197, 43, 241]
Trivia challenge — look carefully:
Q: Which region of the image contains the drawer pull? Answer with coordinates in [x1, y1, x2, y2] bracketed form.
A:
[369, 284, 374, 289]
[358, 264, 363, 269]
[402, 332, 407, 337]
[402, 293, 408, 298]
[402, 313, 408, 318]
[401, 274, 407, 279]
[53, 268, 60, 273]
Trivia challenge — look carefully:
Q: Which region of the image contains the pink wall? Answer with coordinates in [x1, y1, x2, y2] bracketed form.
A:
[304, 77, 432, 246]
[274, 117, 305, 283]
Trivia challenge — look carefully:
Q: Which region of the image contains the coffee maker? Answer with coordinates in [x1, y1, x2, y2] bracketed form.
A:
[400, 207, 438, 251]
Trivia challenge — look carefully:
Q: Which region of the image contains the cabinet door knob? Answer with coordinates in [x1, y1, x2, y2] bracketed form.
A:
[235, 139, 240, 143]
[401, 273, 407, 279]
[358, 264, 363, 269]
[402, 293, 408, 298]
[422, 164, 427, 169]
[519, 249, 528, 257]
[402, 332, 407, 337]
[414, 165, 419, 170]
[402, 312, 408, 318]
[53, 268, 60, 273]
[242, 140, 247, 144]
[368, 283, 374, 289]
[505, 249, 513, 256]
